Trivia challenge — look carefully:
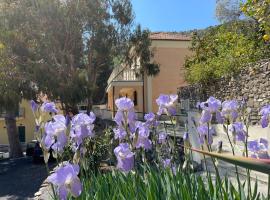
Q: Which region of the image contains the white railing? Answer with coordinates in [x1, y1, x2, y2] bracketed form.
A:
[107, 65, 143, 85]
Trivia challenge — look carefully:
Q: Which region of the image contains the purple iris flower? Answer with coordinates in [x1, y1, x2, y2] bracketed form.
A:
[47, 163, 82, 200]
[260, 138, 268, 150]
[248, 140, 260, 152]
[200, 110, 212, 124]
[30, 100, 38, 112]
[115, 97, 134, 111]
[41, 102, 58, 113]
[197, 125, 207, 144]
[127, 110, 136, 125]
[70, 113, 95, 148]
[114, 97, 137, 132]
[199, 97, 223, 124]
[65, 115, 72, 127]
[114, 143, 134, 172]
[230, 122, 246, 142]
[136, 137, 152, 150]
[196, 102, 201, 109]
[135, 122, 152, 150]
[221, 100, 239, 121]
[208, 128, 214, 145]
[215, 111, 224, 124]
[158, 132, 167, 144]
[156, 94, 178, 116]
[114, 110, 124, 126]
[161, 159, 177, 174]
[144, 112, 155, 122]
[197, 125, 208, 136]
[113, 127, 127, 140]
[144, 112, 159, 127]
[197, 125, 214, 145]
[260, 105, 270, 128]
[43, 115, 67, 153]
[200, 96, 221, 113]
[162, 158, 171, 168]
[248, 138, 269, 159]
[72, 112, 96, 125]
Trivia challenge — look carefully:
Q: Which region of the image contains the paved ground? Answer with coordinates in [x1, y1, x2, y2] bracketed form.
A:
[0, 157, 54, 200]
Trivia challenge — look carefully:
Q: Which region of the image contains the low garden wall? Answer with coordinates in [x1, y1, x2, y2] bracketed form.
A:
[178, 59, 270, 125]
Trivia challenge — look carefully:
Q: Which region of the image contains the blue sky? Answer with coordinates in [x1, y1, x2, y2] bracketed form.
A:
[131, 0, 220, 32]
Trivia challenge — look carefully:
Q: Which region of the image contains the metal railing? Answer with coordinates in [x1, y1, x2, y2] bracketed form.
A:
[93, 107, 188, 124]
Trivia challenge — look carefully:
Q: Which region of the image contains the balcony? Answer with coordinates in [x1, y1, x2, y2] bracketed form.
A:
[107, 64, 143, 85]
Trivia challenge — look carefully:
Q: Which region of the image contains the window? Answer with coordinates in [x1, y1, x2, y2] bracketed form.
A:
[18, 126, 26, 143]
[134, 91, 138, 106]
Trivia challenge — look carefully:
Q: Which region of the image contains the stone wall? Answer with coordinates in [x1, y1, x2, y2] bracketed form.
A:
[178, 59, 270, 124]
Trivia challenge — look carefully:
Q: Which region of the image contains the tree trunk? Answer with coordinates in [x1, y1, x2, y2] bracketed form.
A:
[86, 43, 98, 115]
[87, 94, 93, 115]
[5, 108, 23, 158]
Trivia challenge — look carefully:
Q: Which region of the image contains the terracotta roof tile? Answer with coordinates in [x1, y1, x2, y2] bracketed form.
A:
[150, 32, 191, 41]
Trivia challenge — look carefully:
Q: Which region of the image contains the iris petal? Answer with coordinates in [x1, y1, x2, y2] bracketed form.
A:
[58, 185, 68, 200]
[70, 177, 82, 197]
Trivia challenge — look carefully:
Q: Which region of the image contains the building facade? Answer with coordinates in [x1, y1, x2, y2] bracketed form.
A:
[106, 32, 192, 116]
[0, 99, 36, 145]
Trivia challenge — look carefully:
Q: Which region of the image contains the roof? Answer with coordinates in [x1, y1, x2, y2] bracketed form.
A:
[150, 32, 191, 41]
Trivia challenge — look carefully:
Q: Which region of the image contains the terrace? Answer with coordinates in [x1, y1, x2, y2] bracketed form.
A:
[107, 64, 143, 89]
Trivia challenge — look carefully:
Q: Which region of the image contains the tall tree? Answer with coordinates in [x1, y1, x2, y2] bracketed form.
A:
[0, 0, 134, 156]
[127, 25, 160, 77]
[0, 36, 35, 158]
[0, 0, 134, 114]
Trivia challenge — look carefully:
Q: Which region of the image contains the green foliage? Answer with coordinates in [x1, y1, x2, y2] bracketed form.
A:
[184, 21, 270, 84]
[81, 129, 112, 173]
[0, 31, 35, 110]
[242, 0, 270, 40]
[76, 167, 266, 200]
[128, 25, 160, 77]
[0, 0, 134, 110]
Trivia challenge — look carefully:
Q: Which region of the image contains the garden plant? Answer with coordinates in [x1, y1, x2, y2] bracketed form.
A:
[30, 95, 270, 200]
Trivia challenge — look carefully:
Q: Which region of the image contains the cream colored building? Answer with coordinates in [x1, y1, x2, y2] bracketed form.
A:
[106, 32, 192, 116]
[0, 99, 36, 145]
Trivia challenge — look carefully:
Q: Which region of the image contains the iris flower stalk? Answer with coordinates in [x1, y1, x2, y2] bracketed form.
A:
[239, 99, 252, 197]
[191, 118, 211, 179]
[244, 122, 252, 198]
[183, 132, 194, 173]
[259, 104, 270, 199]
[197, 97, 224, 198]
[205, 123, 223, 199]
[224, 122, 242, 196]
[169, 116, 177, 162]
[45, 162, 57, 199]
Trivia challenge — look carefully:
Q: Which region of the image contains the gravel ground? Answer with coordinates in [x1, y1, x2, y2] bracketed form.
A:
[0, 157, 54, 200]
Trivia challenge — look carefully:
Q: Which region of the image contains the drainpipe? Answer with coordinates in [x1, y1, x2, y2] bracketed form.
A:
[142, 73, 145, 117]
[112, 86, 115, 117]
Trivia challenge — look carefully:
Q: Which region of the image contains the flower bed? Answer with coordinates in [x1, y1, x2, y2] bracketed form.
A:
[30, 95, 270, 200]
